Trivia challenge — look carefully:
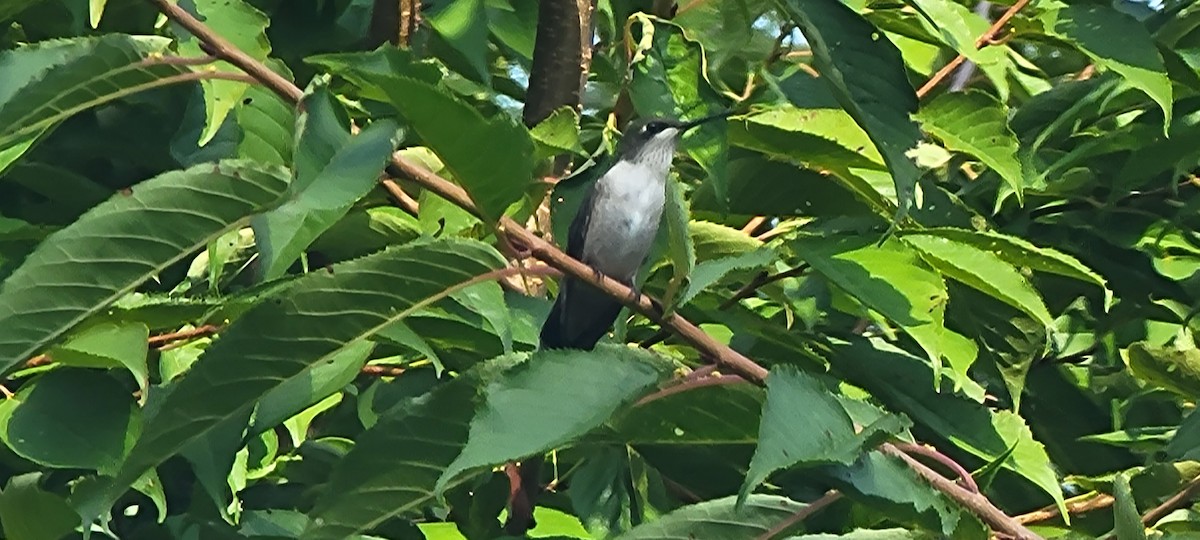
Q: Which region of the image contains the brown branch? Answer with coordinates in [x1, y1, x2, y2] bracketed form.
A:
[755, 491, 842, 540]
[1142, 475, 1200, 526]
[143, 3, 1043, 537]
[638, 263, 808, 349]
[915, 0, 1030, 98]
[147, 324, 223, 346]
[741, 216, 768, 235]
[880, 445, 1040, 540]
[148, 0, 302, 103]
[1016, 492, 1114, 525]
[360, 364, 406, 377]
[381, 179, 420, 216]
[140, 54, 219, 67]
[891, 442, 978, 493]
[25, 323, 225, 369]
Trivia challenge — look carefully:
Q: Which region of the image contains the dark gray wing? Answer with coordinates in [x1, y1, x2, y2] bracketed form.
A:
[540, 180, 622, 350]
[565, 180, 599, 261]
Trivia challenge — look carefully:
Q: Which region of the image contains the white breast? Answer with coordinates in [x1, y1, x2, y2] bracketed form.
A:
[581, 159, 668, 282]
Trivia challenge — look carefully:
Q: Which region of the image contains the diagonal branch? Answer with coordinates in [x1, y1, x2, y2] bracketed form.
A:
[915, 0, 1030, 98]
[144, 2, 1040, 537]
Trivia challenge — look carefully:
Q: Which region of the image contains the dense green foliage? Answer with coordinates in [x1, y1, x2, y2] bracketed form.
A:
[1, 0, 1199, 538]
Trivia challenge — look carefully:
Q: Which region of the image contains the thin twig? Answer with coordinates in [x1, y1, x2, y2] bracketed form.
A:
[915, 0, 1031, 98]
[1142, 475, 1200, 526]
[755, 491, 842, 540]
[381, 179, 420, 216]
[140, 54, 220, 67]
[144, 3, 1043, 537]
[741, 216, 768, 235]
[722, 264, 809, 310]
[148, 324, 223, 346]
[361, 364, 406, 377]
[1016, 492, 1114, 525]
[891, 442, 979, 493]
[638, 263, 808, 349]
[634, 374, 748, 407]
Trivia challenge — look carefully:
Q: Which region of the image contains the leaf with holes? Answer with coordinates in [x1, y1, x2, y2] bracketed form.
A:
[173, 0, 274, 145]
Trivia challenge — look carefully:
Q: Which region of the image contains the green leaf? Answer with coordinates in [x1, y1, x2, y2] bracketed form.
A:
[627, 14, 729, 206]
[903, 228, 1112, 310]
[825, 451, 984, 539]
[0, 369, 139, 472]
[612, 495, 807, 539]
[88, 0, 107, 27]
[1113, 472, 1147, 539]
[426, 0, 490, 83]
[777, 0, 923, 218]
[530, 106, 584, 161]
[105, 239, 507, 505]
[47, 322, 149, 391]
[247, 339, 375, 440]
[793, 234, 970, 381]
[615, 382, 762, 498]
[680, 248, 776, 307]
[436, 345, 672, 492]
[0, 160, 289, 374]
[740, 366, 905, 504]
[831, 338, 1066, 517]
[305, 354, 524, 539]
[905, 0, 1013, 99]
[901, 233, 1054, 328]
[357, 73, 534, 221]
[660, 179, 695, 311]
[1044, 4, 1171, 129]
[0, 473, 79, 540]
[180, 408, 252, 522]
[253, 88, 400, 279]
[306, 47, 445, 102]
[569, 446, 638, 537]
[1127, 341, 1200, 399]
[915, 91, 1025, 203]
[235, 60, 295, 166]
[173, 0, 274, 146]
[0, 35, 191, 162]
[0, 0, 40, 21]
[729, 107, 893, 216]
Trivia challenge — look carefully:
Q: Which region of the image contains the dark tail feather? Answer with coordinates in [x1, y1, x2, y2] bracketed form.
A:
[539, 279, 624, 350]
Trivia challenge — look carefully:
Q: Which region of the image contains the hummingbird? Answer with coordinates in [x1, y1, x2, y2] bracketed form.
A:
[539, 111, 732, 350]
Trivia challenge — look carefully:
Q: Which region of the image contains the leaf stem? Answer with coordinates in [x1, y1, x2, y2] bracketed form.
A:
[891, 441, 979, 493]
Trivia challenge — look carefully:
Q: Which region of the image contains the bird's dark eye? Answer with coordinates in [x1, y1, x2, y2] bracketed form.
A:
[643, 121, 667, 134]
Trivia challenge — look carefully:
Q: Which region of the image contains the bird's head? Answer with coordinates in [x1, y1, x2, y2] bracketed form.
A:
[617, 111, 733, 165]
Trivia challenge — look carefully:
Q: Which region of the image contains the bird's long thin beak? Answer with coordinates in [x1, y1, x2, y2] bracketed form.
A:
[680, 110, 734, 131]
